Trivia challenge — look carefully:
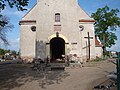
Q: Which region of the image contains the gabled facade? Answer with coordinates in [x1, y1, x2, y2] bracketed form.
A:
[19, 0, 98, 62]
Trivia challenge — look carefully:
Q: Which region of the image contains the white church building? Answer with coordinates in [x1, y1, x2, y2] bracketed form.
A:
[19, 0, 103, 62]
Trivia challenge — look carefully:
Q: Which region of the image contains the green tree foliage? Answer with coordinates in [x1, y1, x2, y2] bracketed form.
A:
[0, 15, 13, 45]
[0, 0, 29, 12]
[0, 0, 29, 45]
[11, 50, 17, 56]
[91, 6, 120, 56]
[0, 48, 5, 55]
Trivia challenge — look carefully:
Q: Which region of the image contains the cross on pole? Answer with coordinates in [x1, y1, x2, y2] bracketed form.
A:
[84, 32, 93, 61]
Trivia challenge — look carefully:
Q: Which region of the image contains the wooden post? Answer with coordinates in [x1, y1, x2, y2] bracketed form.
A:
[84, 32, 93, 61]
[117, 52, 120, 90]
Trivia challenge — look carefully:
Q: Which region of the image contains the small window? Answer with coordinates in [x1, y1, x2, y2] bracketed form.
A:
[31, 26, 36, 32]
[55, 13, 60, 22]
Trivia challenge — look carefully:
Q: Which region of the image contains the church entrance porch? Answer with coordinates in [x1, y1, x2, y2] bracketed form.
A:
[50, 37, 65, 62]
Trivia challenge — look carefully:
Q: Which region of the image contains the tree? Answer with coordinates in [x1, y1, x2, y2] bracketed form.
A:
[0, 0, 29, 45]
[0, 15, 13, 45]
[0, 0, 29, 12]
[0, 48, 5, 56]
[91, 6, 120, 57]
[11, 50, 17, 56]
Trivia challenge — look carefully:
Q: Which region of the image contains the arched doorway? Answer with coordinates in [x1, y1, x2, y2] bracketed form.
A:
[50, 37, 65, 62]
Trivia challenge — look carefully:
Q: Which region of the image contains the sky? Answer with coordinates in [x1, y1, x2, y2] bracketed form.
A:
[0, 0, 120, 52]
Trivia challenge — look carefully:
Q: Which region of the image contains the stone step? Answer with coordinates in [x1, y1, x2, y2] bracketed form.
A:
[49, 63, 65, 67]
[45, 67, 51, 71]
[48, 63, 65, 70]
[51, 67, 65, 70]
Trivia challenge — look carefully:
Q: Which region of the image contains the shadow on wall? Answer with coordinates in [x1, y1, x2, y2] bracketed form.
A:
[0, 64, 70, 90]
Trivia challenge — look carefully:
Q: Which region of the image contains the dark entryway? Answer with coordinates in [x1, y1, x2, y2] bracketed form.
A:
[50, 37, 65, 62]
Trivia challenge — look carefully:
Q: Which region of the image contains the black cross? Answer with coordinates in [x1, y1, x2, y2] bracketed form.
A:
[84, 32, 93, 61]
[56, 32, 59, 37]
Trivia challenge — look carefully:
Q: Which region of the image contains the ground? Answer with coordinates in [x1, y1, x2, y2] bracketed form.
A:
[0, 59, 117, 90]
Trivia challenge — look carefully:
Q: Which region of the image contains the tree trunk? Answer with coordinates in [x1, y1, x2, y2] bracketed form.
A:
[102, 33, 106, 58]
[102, 46, 107, 58]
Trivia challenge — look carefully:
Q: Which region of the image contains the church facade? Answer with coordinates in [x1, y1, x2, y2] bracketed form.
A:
[19, 0, 102, 62]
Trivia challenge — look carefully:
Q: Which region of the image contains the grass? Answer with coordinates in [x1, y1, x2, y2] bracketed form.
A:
[92, 57, 106, 62]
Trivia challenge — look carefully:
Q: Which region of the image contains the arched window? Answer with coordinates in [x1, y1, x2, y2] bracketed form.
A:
[55, 13, 60, 22]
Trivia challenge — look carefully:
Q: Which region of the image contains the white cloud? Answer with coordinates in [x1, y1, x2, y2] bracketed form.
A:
[13, 7, 30, 17]
[1, 7, 30, 18]
[0, 38, 20, 51]
[107, 41, 120, 52]
[14, 11, 26, 17]
[7, 38, 20, 51]
[9, 38, 19, 44]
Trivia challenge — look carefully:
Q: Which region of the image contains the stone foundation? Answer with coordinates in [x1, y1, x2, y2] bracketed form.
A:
[20, 56, 34, 63]
[82, 55, 96, 63]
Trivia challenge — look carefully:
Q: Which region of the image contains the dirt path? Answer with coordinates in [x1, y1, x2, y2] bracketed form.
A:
[0, 59, 116, 90]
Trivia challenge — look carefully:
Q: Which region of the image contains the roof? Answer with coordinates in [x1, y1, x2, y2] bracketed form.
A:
[95, 37, 102, 47]
[79, 19, 95, 22]
[19, 20, 36, 25]
[23, 3, 37, 18]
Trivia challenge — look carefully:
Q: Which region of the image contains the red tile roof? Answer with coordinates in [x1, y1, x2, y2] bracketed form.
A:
[19, 20, 36, 25]
[19, 20, 36, 23]
[79, 19, 95, 22]
[95, 37, 102, 47]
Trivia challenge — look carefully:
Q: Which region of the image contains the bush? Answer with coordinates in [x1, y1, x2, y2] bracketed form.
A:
[93, 57, 106, 62]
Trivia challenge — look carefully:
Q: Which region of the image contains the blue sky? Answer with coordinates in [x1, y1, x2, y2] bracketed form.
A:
[1, 0, 120, 52]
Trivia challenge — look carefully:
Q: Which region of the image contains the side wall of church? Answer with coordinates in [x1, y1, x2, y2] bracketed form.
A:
[95, 47, 103, 58]
[20, 24, 36, 62]
[79, 23, 96, 61]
